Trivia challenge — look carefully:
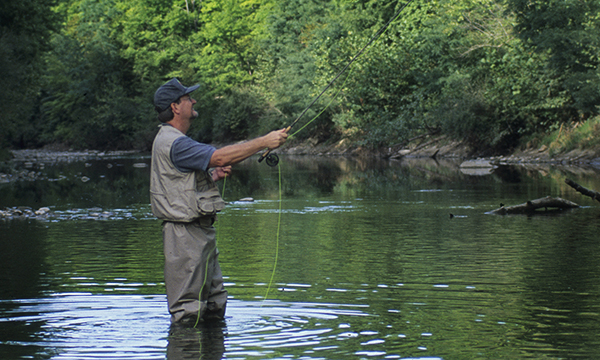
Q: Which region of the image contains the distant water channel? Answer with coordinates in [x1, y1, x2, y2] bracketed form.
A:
[2, 153, 600, 359]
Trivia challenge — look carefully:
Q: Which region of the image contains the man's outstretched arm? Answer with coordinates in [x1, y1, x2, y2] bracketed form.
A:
[209, 128, 288, 168]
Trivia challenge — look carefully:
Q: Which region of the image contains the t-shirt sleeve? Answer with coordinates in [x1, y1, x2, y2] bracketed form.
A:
[170, 136, 216, 172]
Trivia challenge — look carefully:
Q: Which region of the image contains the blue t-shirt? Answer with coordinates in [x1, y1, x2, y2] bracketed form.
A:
[170, 136, 216, 173]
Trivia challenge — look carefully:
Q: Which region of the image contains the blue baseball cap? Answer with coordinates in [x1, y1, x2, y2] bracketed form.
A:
[154, 78, 200, 112]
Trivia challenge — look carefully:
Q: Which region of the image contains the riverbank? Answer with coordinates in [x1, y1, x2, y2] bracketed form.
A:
[4, 135, 600, 170]
[279, 135, 600, 167]
[0, 149, 142, 184]
[2, 142, 600, 221]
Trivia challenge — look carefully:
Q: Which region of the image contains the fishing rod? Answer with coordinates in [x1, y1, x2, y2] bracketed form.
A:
[258, 0, 415, 167]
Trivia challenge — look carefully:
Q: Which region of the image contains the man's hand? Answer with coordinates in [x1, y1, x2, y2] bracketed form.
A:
[209, 127, 289, 168]
[264, 128, 289, 150]
[212, 166, 232, 182]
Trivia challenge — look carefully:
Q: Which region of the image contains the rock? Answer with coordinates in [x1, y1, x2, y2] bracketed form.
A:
[459, 159, 496, 168]
[460, 167, 495, 176]
[459, 159, 497, 176]
[35, 207, 50, 215]
[390, 149, 412, 159]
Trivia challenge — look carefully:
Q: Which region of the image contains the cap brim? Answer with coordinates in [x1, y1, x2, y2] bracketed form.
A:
[184, 84, 200, 95]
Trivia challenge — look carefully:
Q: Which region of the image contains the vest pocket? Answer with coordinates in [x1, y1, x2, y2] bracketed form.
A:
[196, 170, 226, 216]
[197, 188, 226, 215]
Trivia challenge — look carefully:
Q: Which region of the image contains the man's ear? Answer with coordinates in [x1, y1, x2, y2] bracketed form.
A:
[170, 102, 180, 115]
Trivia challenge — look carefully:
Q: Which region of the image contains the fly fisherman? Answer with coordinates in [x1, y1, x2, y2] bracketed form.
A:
[150, 78, 288, 324]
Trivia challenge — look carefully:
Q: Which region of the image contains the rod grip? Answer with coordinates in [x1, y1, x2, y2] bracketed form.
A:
[258, 149, 271, 163]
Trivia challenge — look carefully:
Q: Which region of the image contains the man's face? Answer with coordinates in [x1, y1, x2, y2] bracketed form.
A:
[178, 95, 198, 120]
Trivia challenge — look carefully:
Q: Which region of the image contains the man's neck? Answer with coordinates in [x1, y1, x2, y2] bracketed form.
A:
[167, 118, 189, 134]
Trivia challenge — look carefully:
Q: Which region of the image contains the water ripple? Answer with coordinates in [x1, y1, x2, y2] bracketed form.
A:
[1, 294, 372, 360]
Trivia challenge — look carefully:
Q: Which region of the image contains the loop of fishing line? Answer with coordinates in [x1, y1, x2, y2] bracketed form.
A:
[260, 67, 354, 168]
[289, 67, 355, 139]
[258, 0, 415, 166]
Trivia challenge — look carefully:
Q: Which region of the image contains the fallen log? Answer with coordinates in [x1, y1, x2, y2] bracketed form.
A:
[487, 196, 579, 215]
[565, 178, 600, 203]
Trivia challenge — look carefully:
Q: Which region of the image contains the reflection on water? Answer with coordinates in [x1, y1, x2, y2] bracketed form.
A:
[2, 154, 600, 359]
[1, 295, 168, 359]
[1, 295, 372, 360]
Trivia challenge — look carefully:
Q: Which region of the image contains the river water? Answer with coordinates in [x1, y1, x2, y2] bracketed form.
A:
[1, 154, 600, 359]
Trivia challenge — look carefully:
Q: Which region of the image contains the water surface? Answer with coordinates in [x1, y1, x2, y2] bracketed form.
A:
[2, 154, 600, 359]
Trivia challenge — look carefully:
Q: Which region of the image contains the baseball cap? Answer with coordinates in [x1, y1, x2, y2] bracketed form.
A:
[154, 78, 200, 112]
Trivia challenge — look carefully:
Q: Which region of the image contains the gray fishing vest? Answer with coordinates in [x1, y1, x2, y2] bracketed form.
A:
[150, 125, 226, 222]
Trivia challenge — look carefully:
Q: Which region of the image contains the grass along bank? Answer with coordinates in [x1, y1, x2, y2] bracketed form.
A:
[539, 116, 600, 157]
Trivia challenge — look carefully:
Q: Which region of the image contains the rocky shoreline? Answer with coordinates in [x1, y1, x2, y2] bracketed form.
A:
[9, 149, 141, 163]
[2, 143, 600, 221]
[280, 137, 600, 167]
[1, 149, 148, 221]
[4, 139, 600, 167]
[1, 149, 142, 183]
[0, 205, 150, 222]
[3, 140, 600, 183]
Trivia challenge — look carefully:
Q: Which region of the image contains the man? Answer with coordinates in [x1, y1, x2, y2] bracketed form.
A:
[150, 78, 288, 324]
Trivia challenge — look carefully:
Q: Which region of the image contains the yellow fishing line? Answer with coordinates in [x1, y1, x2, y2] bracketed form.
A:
[260, 4, 410, 304]
[290, 67, 354, 139]
[262, 162, 282, 303]
[191, 3, 412, 322]
[194, 174, 227, 327]
[289, 1, 410, 139]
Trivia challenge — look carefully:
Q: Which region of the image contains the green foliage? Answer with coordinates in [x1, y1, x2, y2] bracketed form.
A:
[115, 0, 197, 82]
[192, 86, 268, 143]
[41, 0, 154, 150]
[330, 0, 599, 153]
[1, 0, 599, 155]
[541, 116, 600, 155]
[0, 0, 57, 149]
[256, 0, 341, 139]
[508, 0, 600, 116]
[189, 0, 268, 94]
[327, 0, 453, 146]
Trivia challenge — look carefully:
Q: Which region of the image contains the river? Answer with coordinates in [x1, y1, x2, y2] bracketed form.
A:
[1, 153, 600, 359]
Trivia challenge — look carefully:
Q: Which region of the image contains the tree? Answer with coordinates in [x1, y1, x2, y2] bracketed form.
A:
[508, 0, 600, 116]
[0, 0, 57, 154]
[186, 0, 276, 142]
[255, 0, 343, 140]
[41, 0, 154, 150]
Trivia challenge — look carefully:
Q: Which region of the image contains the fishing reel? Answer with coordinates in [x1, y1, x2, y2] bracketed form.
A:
[265, 153, 279, 167]
[258, 151, 280, 167]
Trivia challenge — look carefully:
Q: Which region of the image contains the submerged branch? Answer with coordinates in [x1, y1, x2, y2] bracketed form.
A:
[487, 196, 579, 215]
[565, 178, 600, 203]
